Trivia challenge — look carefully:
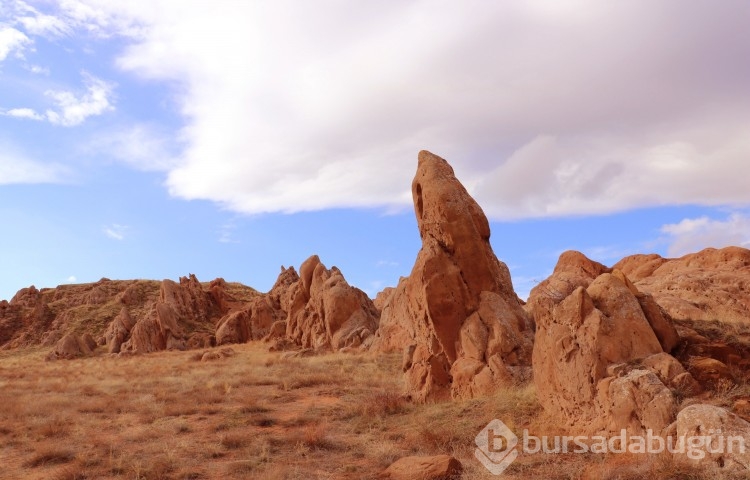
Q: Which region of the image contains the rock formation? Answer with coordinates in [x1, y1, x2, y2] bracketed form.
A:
[102, 308, 136, 353]
[374, 150, 533, 401]
[0, 274, 259, 356]
[529, 251, 692, 435]
[216, 295, 284, 345]
[117, 274, 258, 354]
[669, 404, 750, 472]
[46, 333, 97, 360]
[284, 255, 379, 351]
[613, 246, 750, 323]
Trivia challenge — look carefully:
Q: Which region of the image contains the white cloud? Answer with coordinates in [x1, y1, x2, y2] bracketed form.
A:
[23, 1, 750, 218]
[44, 73, 115, 126]
[2, 73, 114, 126]
[661, 213, 750, 257]
[103, 223, 128, 240]
[0, 143, 67, 184]
[83, 124, 177, 171]
[473, 130, 750, 219]
[2, 107, 43, 120]
[27, 64, 50, 75]
[0, 25, 30, 60]
[376, 260, 399, 268]
[66, 276, 77, 283]
[217, 221, 239, 244]
[14, 2, 71, 37]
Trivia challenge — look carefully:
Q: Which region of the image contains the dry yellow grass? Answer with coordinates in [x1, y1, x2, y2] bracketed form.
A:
[0, 343, 727, 479]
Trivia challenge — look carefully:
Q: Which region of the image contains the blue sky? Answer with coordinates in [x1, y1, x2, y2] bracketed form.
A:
[1, 1, 749, 302]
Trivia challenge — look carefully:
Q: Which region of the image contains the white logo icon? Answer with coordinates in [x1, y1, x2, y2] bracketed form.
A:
[475, 419, 519, 475]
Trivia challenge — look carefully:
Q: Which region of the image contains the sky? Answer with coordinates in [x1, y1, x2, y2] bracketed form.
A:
[1, 0, 749, 302]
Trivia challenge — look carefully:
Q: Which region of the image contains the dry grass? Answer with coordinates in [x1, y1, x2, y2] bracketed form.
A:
[0, 342, 723, 479]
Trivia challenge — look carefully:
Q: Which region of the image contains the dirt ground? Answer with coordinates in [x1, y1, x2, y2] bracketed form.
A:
[0, 343, 732, 479]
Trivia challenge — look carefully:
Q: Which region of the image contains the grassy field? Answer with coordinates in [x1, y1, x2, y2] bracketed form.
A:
[0, 343, 728, 479]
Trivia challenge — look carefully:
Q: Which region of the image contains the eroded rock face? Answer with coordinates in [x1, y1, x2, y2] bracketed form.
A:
[531, 259, 683, 435]
[103, 308, 136, 354]
[285, 255, 379, 351]
[120, 274, 235, 354]
[46, 333, 95, 360]
[669, 404, 750, 472]
[613, 246, 750, 323]
[374, 151, 533, 401]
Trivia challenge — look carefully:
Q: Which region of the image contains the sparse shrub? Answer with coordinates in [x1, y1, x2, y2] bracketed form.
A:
[358, 391, 410, 417]
[220, 431, 251, 450]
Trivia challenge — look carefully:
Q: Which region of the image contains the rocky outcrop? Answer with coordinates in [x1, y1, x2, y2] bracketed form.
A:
[530, 252, 688, 436]
[373, 287, 396, 313]
[1, 285, 55, 349]
[216, 295, 282, 345]
[120, 274, 234, 354]
[1, 280, 163, 350]
[613, 246, 750, 323]
[268, 266, 300, 314]
[374, 151, 533, 401]
[46, 333, 97, 360]
[687, 356, 734, 390]
[285, 255, 379, 351]
[0, 273, 260, 356]
[102, 308, 136, 353]
[215, 310, 252, 345]
[669, 404, 750, 472]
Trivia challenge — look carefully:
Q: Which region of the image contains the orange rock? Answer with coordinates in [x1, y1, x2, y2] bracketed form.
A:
[670, 404, 750, 471]
[374, 151, 532, 401]
[46, 333, 94, 360]
[102, 308, 136, 353]
[613, 246, 750, 323]
[531, 262, 678, 435]
[379, 455, 462, 480]
[285, 256, 379, 351]
[687, 356, 734, 390]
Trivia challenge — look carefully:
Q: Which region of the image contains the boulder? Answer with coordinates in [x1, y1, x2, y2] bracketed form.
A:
[526, 250, 609, 323]
[379, 455, 462, 480]
[264, 320, 287, 341]
[216, 310, 252, 345]
[46, 333, 94, 360]
[373, 151, 532, 401]
[687, 356, 734, 390]
[246, 295, 282, 339]
[641, 352, 702, 395]
[531, 261, 679, 435]
[669, 404, 750, 471]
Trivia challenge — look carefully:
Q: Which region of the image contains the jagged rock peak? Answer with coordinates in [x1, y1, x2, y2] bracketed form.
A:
[375, 150, 532, 401]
